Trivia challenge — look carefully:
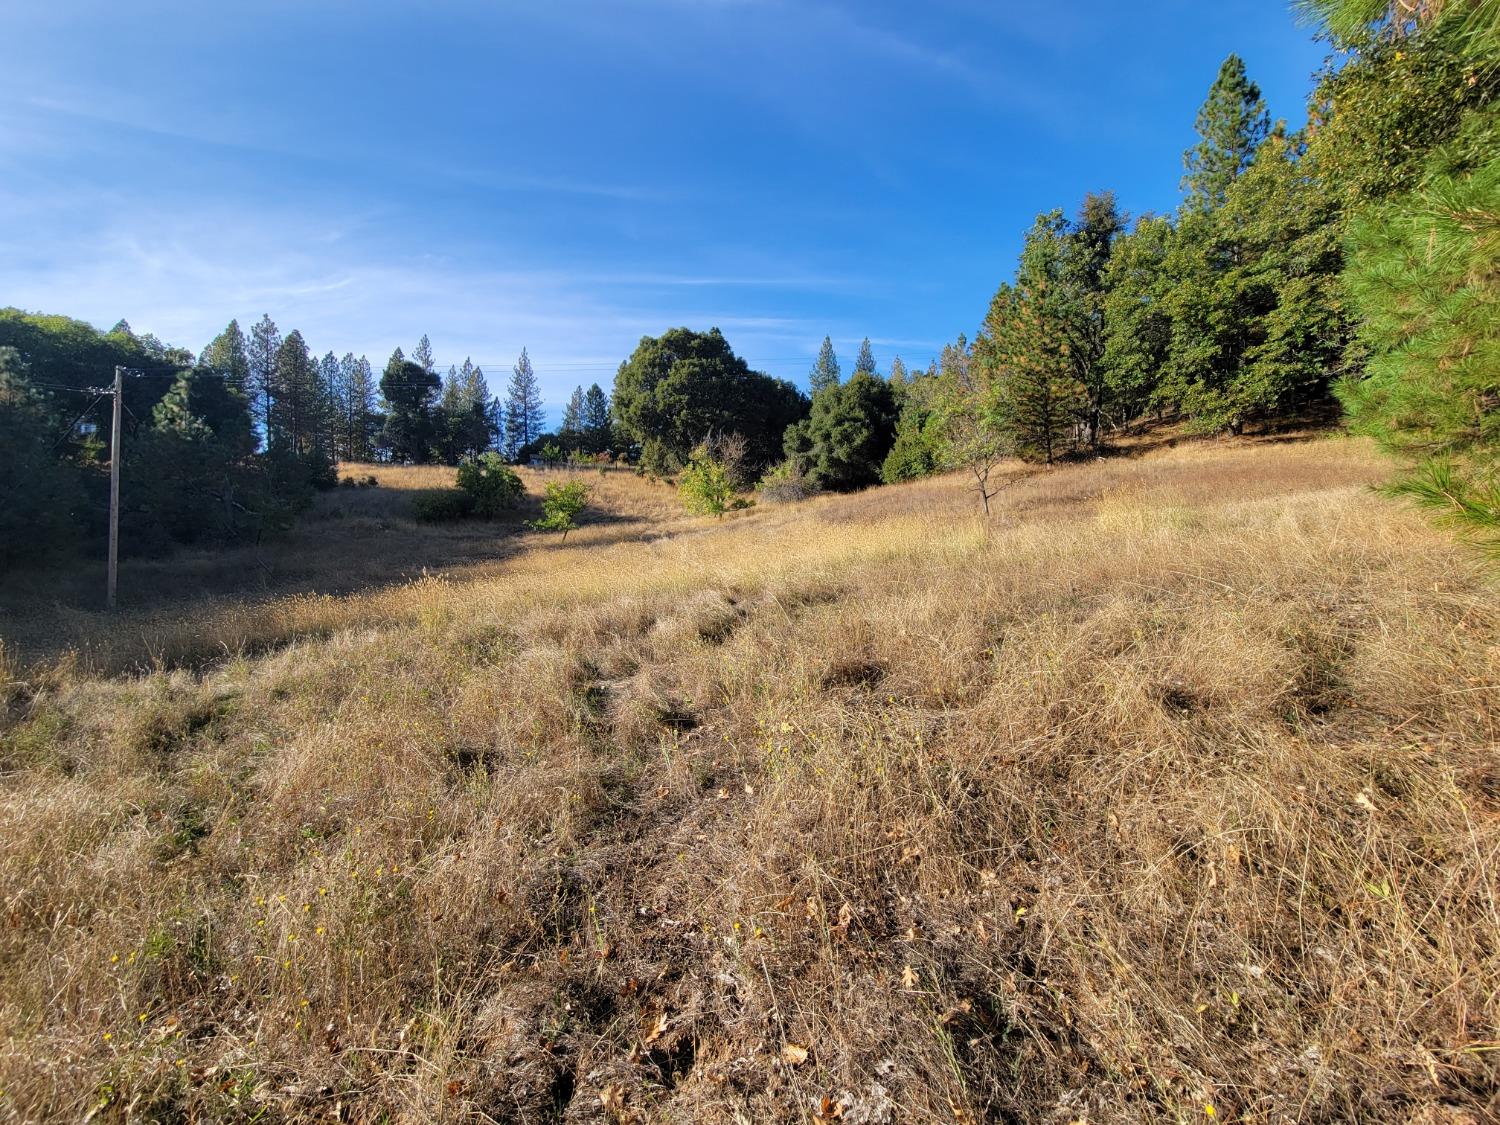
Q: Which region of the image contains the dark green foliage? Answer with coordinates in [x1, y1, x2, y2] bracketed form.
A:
[1101, 215, 1176, 424]
[379, 351, 440, 464]
[333, 353, 379, 463]
[809, 336, 841, 395]
[434, 359, 496, 464]
[854, 337, 877, 376]
[976, 217, 1086, 464]
[456, 452, 524, 516]
[612, 327, 808, 471]
[412, 489, 476, 523]
[789, 370, 898, 491]
[1182, 54, 1269, 212]
[0, 355, 87, 566]
[503, 349, 546, 459]
[1306, 0, 1500, 547]
[266, 330, 335, 489]
[881, 370, 941, 484]
[1160, 128, 1348, 433]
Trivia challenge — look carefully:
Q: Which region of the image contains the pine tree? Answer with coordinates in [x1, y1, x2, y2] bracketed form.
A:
[346, 355, 377, 462]
[1102, 215, 1176, 426]
[503, 348, 546, 459]
[246, 314, 281, 440]
[1059, 191, 1126, 448]
[379, 348, 440, 463]
[412, 334, 437, 375]
[201, 320, 250, 383]
[976, 215, 1086, 464]
[854, 337, 877, 376]
[582, 383, 611, 453]
[269, 330, 330, 459]
[319, 351, 341, 463]
[561, 385, 584, 436]
[1182, 54, 1269, 212]
[889, 356, 908, 387]
[809, 336, 841, 395]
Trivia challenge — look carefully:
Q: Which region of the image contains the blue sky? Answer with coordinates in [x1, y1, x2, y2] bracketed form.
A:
[1, 0, 1327, 408]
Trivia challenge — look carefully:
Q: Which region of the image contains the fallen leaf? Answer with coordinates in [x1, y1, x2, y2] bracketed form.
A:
[781, 1042, 809, 1065]
[901, 965, 919, 990]
[642, 1009, 668, 1045]
[814, 1094, 846, 1120]
[716, 787, 730, 801]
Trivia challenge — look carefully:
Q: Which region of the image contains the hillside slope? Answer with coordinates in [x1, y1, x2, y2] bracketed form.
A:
[2, 438, 1497, 1123]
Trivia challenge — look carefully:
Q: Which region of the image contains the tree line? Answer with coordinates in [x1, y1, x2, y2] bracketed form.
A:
[4, 0, 1493, 565]
[0, 307, 619, 565]
[610, 6, 1497, 549]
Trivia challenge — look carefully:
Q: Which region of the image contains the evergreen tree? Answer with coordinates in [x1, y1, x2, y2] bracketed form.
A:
[336, 353, 378, 462]
[435, 365, 466, 463]
[1101, 215, 1176, 427]
[613, 328, 807, 471]
[269, 330, 331, 461]
[561, 385, 584, 437]
[854, 336, 877, 376]
[581, 383, 612, 453]
[889, 356, 908, 387]
[1306, 0, 1499, 548]
[412, 334, 437, 375]
[246, 314, 281, 440]
[976, 214, 1086, 466]
[1160, 127, 1346, 433]
[790, 370, 898, 491]
[1183, 54, 1269, 212]
[1059, 191, 1126, 448]
[504, 348, 546, 459]
[809, 336, 841, 395]
[379, 348, 440, 463]
[201, 321, 250, 383]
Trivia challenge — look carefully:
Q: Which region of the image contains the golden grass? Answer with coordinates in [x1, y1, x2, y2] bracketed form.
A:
[1, 436, 1498, 1122]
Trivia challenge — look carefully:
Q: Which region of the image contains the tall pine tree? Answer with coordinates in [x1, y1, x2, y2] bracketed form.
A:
[809, 336, 841, 395]
[246, 314, 281, 442]
[1182, 55, 1269, 212]
[504, 348, 546, 459]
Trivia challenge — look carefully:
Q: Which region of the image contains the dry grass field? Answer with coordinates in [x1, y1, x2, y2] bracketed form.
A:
[1, 436, 1497, 1123]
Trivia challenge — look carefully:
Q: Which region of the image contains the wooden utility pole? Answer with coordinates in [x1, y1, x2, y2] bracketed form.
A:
[107, 365, 122, 610]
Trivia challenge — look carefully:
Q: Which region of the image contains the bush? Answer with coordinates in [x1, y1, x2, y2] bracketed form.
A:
[529, 479, 590, 541]
[456, 453, 523, 516]
[678, 451, 735, 517]
[412, 490, 475, 523]
[757, 459, 817, 504]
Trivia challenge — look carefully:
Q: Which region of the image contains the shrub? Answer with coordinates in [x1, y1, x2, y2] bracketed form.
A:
[363, 475, 379, 488]
[529, 479, 590, 542]
[678, 450, 735, 517]
[456, 453, 524, 516]
[412, 490, 475, 523]
[757, 459, 817, 504]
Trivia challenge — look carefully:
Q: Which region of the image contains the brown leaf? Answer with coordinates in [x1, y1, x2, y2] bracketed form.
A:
[618, 977, 639, 997]
[900, 965, 919, 990]
[781, 1042, 809, 1065]
[814, 1094, 847, 1120]
[642, 1009, 668, 1045]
